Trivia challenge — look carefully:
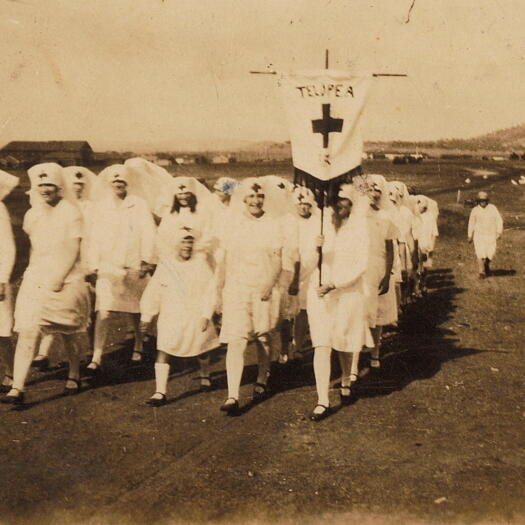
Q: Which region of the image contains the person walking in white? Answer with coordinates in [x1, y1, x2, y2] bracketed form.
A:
[2, 163, 90, 405]
[217, 178, 283, 414]
[363, 175, 397, 371]
[468, 191, 503, 278]
[412, 194, 439, 294]
[308, 184, 371, 421]
[31, 166, 97, 371]
[0, 170, 18, 393]
[140, 226, 219, 406]
[86, 165, 156, 373]
[288, 186, 321, 361]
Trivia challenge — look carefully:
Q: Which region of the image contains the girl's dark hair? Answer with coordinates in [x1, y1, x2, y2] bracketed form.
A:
[171, 193, 197, 213]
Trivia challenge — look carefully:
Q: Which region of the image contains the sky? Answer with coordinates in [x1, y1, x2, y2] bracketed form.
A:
[0, 0, 524, 151]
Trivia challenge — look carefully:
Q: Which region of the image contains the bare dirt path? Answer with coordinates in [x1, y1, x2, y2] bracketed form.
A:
[0, 173, 524, 525]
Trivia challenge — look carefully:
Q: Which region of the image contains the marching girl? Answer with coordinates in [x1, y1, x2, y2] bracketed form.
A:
[0, 170, 18, 393]
[412, 194, 439, 295]
[363, 175, 398, 370]
[307, 184, 372, 421]
[140, 225, 219, 406]
[217, 177, 283, 414]
[86, 165, 156, 372]
[2, 163, 90, 404]
[260, 175, 299, 364]
[289, 186, 321, 361]
[388, 181, 418, 309]
[31, 166, 98, 370]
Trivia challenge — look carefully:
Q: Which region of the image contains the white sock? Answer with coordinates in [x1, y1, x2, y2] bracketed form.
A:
[91, 347, 103, 365]
[154, 363, 170, 395]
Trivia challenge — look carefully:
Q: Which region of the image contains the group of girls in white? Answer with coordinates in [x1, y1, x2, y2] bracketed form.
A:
[0, 161, 439, 421]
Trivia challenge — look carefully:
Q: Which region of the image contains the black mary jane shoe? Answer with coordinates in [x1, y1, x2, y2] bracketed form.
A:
[309, 404, 330, 422]
[84, 361, 101, 377]
[252, 382, 270, 403]
[146, 393, 167, 407]
[0, 376, 13, 394]
[31, 356, 49, 371]
[220, 398, 240, 415]
[62, 378, 81, 397]
[339, 386, 355, 406]
[1, 388, 25, 406]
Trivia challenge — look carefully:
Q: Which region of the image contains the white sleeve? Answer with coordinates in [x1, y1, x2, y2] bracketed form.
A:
[0, 203, 15, 283]
[139, 278, 161, 322]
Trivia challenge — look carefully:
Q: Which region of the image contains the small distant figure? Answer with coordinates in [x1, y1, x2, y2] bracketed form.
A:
[467, 191, 503, 279]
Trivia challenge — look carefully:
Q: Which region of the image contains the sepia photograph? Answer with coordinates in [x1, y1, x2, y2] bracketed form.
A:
[0, 1, 524, 524]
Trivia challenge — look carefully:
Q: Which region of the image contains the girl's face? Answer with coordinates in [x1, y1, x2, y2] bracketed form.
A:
[244, 192, 265, 216]
[73, 182, 85, 199]
[214, 189, 229, 204]
[111, 181, 127, 199]
[368, 184, 382, 207]
[38, 183, 61, 205]
[176, 191, 193, 207]
[297, 202, 312, 218]
[178, 237, 194, 260]
[335, 198, 352, 219]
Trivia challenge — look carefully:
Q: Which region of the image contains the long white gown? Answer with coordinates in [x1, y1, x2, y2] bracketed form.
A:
[306, 212, 372, 353]
[14, 199, 90, 333]
[413, 210, 439, 268]
[0, 202, 15, 337]
[140, 257, 219, 357]
[219, 211, 282, 343]
[89, 194, 156, 313]
[468, 204, 503, 259]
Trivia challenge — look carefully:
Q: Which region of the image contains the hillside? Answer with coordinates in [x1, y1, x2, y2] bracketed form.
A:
[366, 124, 525, 153]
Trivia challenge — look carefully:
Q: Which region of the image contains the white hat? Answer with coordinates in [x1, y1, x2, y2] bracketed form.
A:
[28, 163, 65, 190]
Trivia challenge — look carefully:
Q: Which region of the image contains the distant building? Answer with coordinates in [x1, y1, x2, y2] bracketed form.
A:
[211, 155, 229, 164]
[491, 156, 506, 161]
[0, 141, 93, 166]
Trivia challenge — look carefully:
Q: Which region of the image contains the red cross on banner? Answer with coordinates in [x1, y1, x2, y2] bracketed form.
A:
[312, 104, 343, 149]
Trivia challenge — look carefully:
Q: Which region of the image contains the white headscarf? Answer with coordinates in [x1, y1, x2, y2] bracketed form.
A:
[367, 173, 394, 212]
[259, 174, 296, 218]
[62, 166, 97, 201]
[0, 169, 19, 201]
[292, 185, 317, 208]
[124, 157, 173, 214]
[338, 182, 370, 217]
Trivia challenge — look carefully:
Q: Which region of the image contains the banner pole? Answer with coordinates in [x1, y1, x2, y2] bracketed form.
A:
[318, 192, 325, 286]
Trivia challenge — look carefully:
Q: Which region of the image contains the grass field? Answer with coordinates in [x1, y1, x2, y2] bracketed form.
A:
[1, 159, 525, 525]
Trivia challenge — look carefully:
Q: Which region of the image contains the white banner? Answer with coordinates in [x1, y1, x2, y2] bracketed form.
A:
[280, 70, 371, 181]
